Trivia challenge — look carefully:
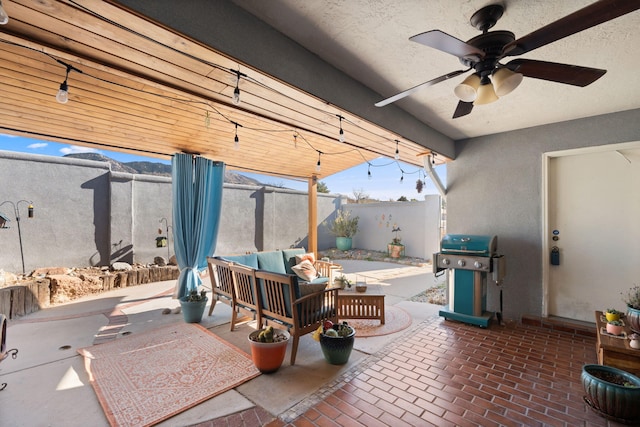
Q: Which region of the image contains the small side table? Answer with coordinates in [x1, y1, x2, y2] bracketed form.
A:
[594, 311, 640, 376]
[337, 284, 385, 324]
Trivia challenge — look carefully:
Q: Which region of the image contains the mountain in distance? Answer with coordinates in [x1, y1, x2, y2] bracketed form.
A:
[63, 153, 261, 185]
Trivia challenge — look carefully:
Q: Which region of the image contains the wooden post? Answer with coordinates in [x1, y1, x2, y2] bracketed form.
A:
[308, 176, 318, 258]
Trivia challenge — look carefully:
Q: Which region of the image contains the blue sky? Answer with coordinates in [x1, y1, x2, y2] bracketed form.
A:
[0, 134, 446, 201]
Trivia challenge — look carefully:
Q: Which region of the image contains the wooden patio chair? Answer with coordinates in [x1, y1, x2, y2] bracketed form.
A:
[254, 269, 338, 365]
[229, 263, 262, 331]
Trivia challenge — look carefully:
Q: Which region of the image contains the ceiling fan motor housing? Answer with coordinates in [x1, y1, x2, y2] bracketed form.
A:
[460, 31, 515, 77]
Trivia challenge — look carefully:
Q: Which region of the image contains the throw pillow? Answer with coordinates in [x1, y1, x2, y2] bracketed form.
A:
[291, 260, 318, 282]
[295, 252, 316, 265]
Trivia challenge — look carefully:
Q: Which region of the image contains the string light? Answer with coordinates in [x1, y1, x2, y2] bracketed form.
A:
[337, 115, 345, 142]
[432, 153, 436, 165]
[400, 170, 404, 183]
[316, 151, 322, 172]
[232, 69, 242, 105]
[0, 0, 8, 25]
[394, 139, 400, 160]
[293, 133, 297, 148]
[233, 122, 240, 150]
[55, 61, 82, 104]
[367, 163, 372, 180]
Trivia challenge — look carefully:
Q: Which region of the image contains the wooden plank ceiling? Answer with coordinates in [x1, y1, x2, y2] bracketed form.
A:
[0, 0, 445, 181]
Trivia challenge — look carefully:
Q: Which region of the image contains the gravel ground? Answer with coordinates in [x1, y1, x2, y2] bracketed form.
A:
[319, 248, 446, 305]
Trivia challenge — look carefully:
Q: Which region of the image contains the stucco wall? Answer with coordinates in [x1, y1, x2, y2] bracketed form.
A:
[446, 108, 640, 322]
[0, 151, 442, 275]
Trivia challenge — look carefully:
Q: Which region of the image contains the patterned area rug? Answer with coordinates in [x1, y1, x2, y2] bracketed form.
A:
[342, 305, 412, 337]
[78, 323, 260, 427]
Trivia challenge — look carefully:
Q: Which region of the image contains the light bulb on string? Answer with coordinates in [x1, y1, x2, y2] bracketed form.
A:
[400, 171, 404, 183]
[432, 153, 436, 165]
[55, 61, 82, 104]
[231, 69, 245, 105]
[293, 133, 298, 149]
[337, 115, 345, 142]
[0, 0, 9, 25]
[367, 164, 372, 180]
[233, 122, 240, 150]
[56, 80, 69, 104]
[315, 152, 322, 172]
[394, 140, 400, 160]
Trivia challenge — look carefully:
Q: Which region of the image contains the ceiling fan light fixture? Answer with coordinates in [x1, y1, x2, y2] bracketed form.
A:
[474, 79, 498, 105]
[493, 67, 523, 96]
[454, 74, 480, 102]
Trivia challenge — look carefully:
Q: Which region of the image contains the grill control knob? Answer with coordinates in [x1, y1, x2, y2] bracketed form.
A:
[474, 261, 483, 269]
[441, 258, 450, 266]
[457, 259, 466, 267]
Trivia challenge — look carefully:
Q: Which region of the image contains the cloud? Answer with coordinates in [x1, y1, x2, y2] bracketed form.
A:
[59, 145, 100, 155]
[27, 142, 48, 149]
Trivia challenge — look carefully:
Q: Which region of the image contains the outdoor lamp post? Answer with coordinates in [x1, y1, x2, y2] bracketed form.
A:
[0, 200, 34, 276]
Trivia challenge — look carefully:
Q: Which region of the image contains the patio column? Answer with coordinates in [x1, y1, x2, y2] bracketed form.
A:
[308, 176, 318, 257]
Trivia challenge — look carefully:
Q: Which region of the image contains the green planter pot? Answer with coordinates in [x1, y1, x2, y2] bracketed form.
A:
[335, 237, 352, 251]
[582, 364, 640, 423]
[320, 328, 356, 365]
[626, 306, 640, 334]
[179, 297, 208, 323]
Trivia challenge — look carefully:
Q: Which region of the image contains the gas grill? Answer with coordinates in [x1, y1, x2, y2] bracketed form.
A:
[433, 234, 505, 327]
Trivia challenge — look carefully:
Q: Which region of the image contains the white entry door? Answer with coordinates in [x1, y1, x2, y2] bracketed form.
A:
[545, 144, 640, 322]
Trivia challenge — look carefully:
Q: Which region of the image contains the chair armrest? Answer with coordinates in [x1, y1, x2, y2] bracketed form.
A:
[314, 260, 342, 278]
[293, 288, 338, 329]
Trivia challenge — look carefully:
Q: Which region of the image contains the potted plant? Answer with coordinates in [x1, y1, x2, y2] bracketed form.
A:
[582, 364, 640, 423]
[604, 308, 622, 322]
[630, 333, 640, 350]
[248, 325, 290, 373]
[312, 320, 356, 365]
[179, 288, 208, 323]
[606, 319, 625, 336]
[387, 226, 404, 258]
[333, 274, 351, 290]
[622, 285, 640, 334]
[326, 209, 359, 251]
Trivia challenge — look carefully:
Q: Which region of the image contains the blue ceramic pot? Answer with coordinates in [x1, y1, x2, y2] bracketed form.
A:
[336, 237, 352, 251]
[179, 297, 208, 323]
[582, 364, 640, 423]
[320, 328, 355, 365]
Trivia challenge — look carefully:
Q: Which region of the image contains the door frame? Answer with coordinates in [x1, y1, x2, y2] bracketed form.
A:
[541, 141, 640, 317]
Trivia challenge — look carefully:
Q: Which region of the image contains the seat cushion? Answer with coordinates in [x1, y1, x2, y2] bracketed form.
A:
[220, 253, 258, 269]
[281, 248, 307, 275]
[257, 250, 287, 274]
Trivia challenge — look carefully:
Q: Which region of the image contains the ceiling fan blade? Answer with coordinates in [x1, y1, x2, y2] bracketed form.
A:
[504, 0, 640, 56]
[505, 59, 606, 86]
[452, 101, 473, 119]
[375, 69, 467, 107]
[410, 30, 484, 60]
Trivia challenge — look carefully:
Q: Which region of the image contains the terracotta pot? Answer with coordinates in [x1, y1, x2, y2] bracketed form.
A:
[248, 329, 290, 373]
[606, 322, 624, 336]
[582, 364, 640, 423]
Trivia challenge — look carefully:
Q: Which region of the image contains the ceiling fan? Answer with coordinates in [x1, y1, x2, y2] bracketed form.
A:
[375, 0, 640, 118]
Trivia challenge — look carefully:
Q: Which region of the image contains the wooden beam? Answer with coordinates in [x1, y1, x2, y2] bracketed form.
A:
[308, 176, 318, 258]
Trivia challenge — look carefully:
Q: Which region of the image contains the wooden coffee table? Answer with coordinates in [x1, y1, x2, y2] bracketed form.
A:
[336, 284, 385, 324]
[594, 311, 640, 376]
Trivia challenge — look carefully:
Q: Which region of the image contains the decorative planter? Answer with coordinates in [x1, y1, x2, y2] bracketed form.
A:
[606, 322, 624, 336]
[582, 364, 640, 423]
[336, 237, 353, 251]
[604, 311, 621, 322]
[320, 328, 356, 365]
[248, 329, 290, 373]
[387, 244, 404, 258]
[627, 306, 640, 334]
[179, 297, 208, 323]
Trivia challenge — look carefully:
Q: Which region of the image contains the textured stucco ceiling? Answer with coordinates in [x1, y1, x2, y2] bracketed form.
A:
[232, 0, 640, 141]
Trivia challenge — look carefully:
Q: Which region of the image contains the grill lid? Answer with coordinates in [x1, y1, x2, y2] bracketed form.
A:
[440, 234, 497, 256]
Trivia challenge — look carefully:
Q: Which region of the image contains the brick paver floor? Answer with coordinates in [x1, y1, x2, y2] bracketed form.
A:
[210, 316, 619, 427]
